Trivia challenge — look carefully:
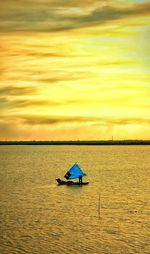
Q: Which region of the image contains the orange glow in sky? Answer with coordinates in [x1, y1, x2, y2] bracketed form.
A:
[0, 1, 150, 140]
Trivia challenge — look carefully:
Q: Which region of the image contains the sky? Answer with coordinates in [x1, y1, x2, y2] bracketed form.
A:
[0, 0, 150, 140]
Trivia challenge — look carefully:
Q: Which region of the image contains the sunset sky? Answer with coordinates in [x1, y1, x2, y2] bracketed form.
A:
[0, 0, 150, 140]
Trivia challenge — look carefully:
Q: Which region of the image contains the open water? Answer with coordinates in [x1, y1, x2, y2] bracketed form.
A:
[0, 145, 150, 254]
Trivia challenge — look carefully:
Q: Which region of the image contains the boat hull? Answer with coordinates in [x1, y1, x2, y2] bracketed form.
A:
[56, 178, 89, 186]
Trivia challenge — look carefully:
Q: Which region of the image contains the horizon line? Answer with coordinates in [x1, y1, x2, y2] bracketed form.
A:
[0, 140, 150, 145]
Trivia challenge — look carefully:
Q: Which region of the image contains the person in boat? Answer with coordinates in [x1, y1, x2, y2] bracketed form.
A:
[79, 175, 82, 184]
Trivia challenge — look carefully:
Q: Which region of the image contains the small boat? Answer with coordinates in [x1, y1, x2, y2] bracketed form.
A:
[56, 178, 89, 185]
[56, 163, 89, 186]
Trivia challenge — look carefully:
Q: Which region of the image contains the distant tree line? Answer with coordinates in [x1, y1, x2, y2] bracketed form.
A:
[0, 140, 150, 145]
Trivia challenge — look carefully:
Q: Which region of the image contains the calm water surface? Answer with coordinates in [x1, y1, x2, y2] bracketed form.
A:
[0, 145, 150, 254]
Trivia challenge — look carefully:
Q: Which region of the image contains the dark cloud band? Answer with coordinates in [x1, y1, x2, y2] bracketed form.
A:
[1, 114, 149, 126]
[0, 2, 149, 32]
[0, 86, 37, 96]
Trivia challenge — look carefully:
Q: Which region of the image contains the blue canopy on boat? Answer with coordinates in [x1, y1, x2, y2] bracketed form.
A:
[64, 163, 86, 179]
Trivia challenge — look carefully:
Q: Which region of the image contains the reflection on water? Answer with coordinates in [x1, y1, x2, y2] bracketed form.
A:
[0, 145, 150, 254]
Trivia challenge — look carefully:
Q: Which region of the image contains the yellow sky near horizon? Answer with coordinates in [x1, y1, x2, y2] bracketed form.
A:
[0, 1, 150, 140]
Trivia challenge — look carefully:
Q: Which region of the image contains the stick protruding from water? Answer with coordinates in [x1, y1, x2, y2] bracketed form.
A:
[98, 192, 101, 220]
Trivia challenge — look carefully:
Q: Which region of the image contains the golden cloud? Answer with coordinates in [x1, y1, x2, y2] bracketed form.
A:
[0, 1, 149, 32]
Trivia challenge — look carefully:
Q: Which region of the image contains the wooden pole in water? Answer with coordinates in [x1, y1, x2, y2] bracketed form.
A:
[98, 192, 101, 220]
[98, 166, 101, 220]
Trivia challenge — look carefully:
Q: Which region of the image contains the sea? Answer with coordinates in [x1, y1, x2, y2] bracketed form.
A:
[0, 145, 149, 254]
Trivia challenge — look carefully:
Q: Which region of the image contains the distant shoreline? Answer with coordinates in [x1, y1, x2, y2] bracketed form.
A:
[0, 140, 150, 145]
